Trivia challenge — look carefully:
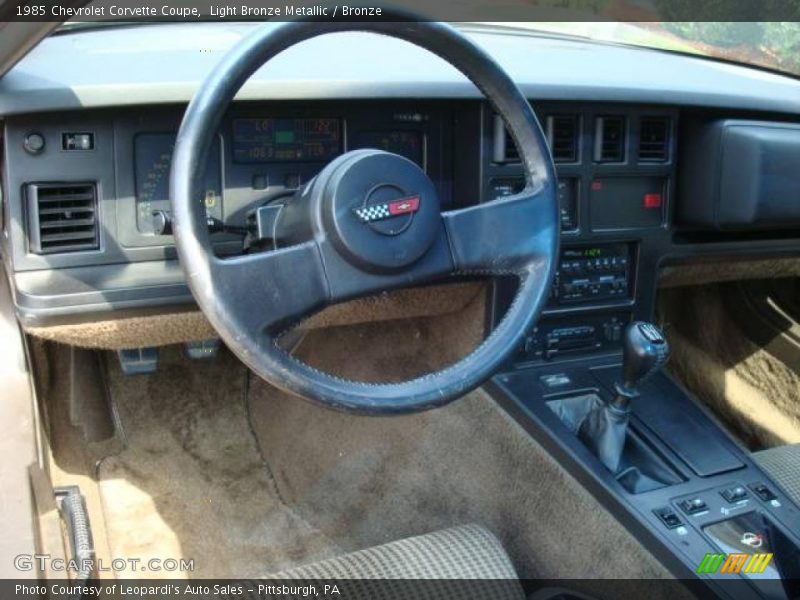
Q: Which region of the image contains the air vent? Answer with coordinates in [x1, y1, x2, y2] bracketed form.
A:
[546, 115, 579, 163]
[594, 116, 626, 163]
[27, 183, 99, 254]
[504, 131, 520, 162]
[639, 117, 671, 162]
[492, 114, 520, 164]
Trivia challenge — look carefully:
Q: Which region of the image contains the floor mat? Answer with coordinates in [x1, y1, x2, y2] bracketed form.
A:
[659, 284, 800, 450]
[246, 318, 688, 599]
[96, 346, 339, 579]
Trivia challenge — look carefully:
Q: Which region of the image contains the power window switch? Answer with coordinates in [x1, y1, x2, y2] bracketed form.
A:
[720, 486, 748, 503]
[654, 507, 683, 529]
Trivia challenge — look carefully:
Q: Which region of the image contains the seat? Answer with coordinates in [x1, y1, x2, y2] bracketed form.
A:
[258, 524, 525, 599]
[753, 443, 800, 506]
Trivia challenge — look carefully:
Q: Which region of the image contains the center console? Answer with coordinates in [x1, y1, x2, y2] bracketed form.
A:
[481, 103, 800, 598]
[489, 245, 800, 598]
[488, 360, 800, 599]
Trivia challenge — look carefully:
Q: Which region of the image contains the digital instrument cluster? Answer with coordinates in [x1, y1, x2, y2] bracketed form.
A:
[232, 118, 342, 163]
[133, 114, 432, 235]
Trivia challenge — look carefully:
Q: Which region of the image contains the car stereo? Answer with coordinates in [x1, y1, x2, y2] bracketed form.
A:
[549, 243, 633, 307]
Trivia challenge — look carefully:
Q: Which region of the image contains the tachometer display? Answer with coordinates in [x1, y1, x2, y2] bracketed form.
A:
[232, 118, 341, 163]
[134, 133, 222, 235]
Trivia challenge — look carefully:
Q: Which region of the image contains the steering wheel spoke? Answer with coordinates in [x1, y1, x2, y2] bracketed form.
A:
[210, 241, 329, 335]
[443, 185, 558, 276]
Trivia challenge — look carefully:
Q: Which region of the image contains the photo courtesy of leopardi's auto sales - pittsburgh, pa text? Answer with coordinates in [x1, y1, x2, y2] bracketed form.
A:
[16, 583, 336, 598]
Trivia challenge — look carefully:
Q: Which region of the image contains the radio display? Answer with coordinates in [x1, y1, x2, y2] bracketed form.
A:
[232, 118, 341, 163]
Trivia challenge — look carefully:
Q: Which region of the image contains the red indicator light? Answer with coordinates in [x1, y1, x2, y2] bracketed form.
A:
[643, 193, 662, 208]
[591, 181, 603, 191]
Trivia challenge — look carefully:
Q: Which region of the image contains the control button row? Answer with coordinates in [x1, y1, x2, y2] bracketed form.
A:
[560, 256, 628, 275]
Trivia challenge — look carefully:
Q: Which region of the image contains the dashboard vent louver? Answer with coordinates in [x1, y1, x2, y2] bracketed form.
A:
[492, 114, 520, 164]
[27, 183, 99, 254]
[547, 115, 579, 163]
[639, 117, 671, 162]
[504, 131, 520, 162]
[594, 116, 626, 163]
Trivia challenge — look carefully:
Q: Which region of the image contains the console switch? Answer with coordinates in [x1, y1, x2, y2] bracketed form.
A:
[678, 497, 708, 515]
[654, 507, 683, 529]
[720, 485, 748, 503]
[750, 483, 777, 502]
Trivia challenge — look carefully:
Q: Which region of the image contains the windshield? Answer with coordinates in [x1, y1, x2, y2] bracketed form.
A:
[55, 19, 800, 79]
[482, 22, 800, 78]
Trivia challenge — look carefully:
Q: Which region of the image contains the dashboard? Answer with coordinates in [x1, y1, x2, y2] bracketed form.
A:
[2, 23, 800, 352]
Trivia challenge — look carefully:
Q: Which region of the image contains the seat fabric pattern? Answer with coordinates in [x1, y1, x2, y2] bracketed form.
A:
[246, 524, 525, 600]
[753, 443, 800, 506]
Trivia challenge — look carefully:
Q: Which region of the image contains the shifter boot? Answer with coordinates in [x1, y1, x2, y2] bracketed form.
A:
[548, 393, 598, 433]
[548, 393, 630, 473]
[578, 398, 630, 473]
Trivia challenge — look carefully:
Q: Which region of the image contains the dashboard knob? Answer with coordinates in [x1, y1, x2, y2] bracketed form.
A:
[152, 210, 172, 236]
[23, 132, 45, 155]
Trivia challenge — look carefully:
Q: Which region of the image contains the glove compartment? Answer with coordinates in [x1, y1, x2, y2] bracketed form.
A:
[678, 119, 800, 231]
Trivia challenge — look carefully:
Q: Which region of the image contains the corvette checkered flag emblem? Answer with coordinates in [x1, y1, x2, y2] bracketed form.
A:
[354, 195, 421, 223]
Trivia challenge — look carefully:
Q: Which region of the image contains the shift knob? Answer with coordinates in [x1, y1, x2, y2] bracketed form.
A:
[610, 321, 669, 409]
[621, 321, 670, 389]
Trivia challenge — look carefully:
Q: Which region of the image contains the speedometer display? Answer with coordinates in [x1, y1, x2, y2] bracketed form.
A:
[134, 133, 222, 235]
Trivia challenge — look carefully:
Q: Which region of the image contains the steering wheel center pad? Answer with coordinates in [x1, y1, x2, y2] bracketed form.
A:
[315, 149, 441, 273]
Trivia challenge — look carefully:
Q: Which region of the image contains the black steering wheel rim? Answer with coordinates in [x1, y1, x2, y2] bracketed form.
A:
[171, 20, 559, 414]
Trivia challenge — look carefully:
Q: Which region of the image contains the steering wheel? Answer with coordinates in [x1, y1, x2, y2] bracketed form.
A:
[170, 20, 558, 414]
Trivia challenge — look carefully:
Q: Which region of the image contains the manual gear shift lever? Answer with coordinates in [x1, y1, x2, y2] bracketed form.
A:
[549, 321, 669, 474]
[584, 321, 670, 472]
[611, 322, 670, 409]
